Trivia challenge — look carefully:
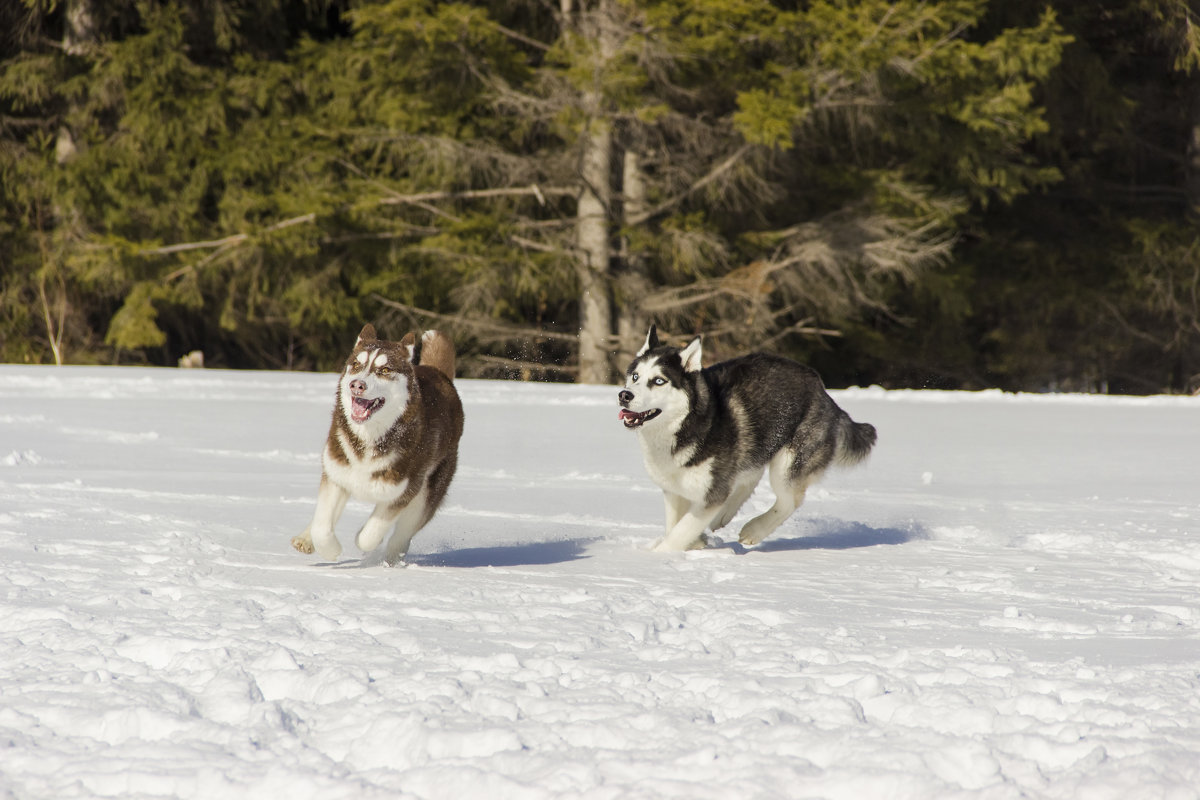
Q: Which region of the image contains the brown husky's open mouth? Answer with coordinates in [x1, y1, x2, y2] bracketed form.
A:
[618, 408, 661, 429]
[351, 396, 384, 423]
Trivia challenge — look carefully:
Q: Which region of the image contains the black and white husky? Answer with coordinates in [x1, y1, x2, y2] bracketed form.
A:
[292, 324, 463, 565]
[618, 326, 876, 552]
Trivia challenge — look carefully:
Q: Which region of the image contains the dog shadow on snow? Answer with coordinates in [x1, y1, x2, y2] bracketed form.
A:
[716, 518, 928, 555]
[323, 521, 922, 568]
[324, 538, 594, 569]
[409, 537, 597, 569]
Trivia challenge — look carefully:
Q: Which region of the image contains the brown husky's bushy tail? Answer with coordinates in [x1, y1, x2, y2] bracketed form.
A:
[417, 330, 456, 382]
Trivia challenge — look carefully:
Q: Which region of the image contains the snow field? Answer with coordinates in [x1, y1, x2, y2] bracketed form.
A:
[0, 366, 1197, 799]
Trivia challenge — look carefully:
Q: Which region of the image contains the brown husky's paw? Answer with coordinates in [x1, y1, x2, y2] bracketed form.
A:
[290, 536, 314, 554]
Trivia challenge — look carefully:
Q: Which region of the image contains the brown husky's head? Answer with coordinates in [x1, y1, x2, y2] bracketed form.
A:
[337, 324, 414, 436]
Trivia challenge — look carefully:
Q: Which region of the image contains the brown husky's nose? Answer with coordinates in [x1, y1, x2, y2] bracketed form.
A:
[618, 389, 634, 405]
[349, 379, 367, 397]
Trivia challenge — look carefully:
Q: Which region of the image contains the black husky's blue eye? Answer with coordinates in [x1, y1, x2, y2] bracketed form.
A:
[652, 377, 666, 386]
[631, 373, 639, 383]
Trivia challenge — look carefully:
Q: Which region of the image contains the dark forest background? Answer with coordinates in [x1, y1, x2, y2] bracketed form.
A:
[3, 0, 1199, 393]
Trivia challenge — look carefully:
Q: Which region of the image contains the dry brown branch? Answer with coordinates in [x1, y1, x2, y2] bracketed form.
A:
[759, 319, 844, 347]
[626, 144, 754, 225]
[511, 234, 569, 254]
[371, 294, 580, 344]
[320, 227, 441, 244]
[162, 239, 239, 282]
[138, 185, 575, 261]
[376, 185, 574, 207]
[142, 213, 317, 257]
[491, 21, 552, 52]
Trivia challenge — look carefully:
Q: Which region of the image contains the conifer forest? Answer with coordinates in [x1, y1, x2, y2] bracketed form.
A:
[2, 0, 1199, 393]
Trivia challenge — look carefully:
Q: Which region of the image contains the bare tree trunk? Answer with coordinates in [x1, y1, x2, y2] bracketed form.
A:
[63, 0, 98, 55]
[569, 0, 618, 384]
[34, 198, 66, 366]
[615, 146, 649, 368]
[36, 0, 101, 363]
[576, 119, 614, 383]
[1188, 76, 1200, 220]
[56, 0, 96, 164]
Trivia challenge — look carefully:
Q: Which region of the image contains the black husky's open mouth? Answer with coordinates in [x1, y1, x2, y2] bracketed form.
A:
[619, 408, 661, 429]
[351, 396, 384, 423]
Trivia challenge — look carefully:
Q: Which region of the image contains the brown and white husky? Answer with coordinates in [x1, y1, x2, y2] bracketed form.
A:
[291, 324, 463, 565]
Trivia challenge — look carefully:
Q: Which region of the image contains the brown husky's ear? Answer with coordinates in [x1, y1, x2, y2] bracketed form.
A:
[637, 324, 659, 357]
[399, 332, 417, 361]
[356, 324, 377, 347]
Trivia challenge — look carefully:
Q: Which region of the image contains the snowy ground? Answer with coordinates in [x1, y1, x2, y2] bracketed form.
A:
[0, 364, 1197, 800]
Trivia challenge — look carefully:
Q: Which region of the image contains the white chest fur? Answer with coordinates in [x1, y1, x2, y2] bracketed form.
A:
[636, 425, 712, 503]
[323, 429, 409, 504]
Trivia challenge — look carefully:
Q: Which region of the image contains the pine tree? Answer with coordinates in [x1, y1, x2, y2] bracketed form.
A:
[2, 0, 1071, 383]
[0, 0, 342, 366]
[909, 0, 1200, 393]
[367, 0, 1070, 381]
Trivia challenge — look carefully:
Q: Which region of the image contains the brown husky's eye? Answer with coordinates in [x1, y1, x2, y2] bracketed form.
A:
[377, 366, 392, 376]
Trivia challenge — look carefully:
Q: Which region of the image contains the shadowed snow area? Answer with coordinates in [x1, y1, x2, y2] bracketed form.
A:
[1, 366, 1197, 799]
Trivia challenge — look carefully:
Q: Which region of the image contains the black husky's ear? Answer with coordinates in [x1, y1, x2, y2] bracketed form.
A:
[637, 324, 659, 357]
[679, 335, 703, 373]
[356, 324, 377, 347]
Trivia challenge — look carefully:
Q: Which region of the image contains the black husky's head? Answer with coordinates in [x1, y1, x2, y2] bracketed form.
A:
[617, 325, 702, 431]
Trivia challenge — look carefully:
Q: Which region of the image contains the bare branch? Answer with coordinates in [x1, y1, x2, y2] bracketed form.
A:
[626, 144, 754, 225]
[140, 213, 316, 257]
[759, 318, 844, 348]
[511, 234, 569, 254]
[136, 185, 575, 263]
[349, 144, 567, 224]
[491, 21, 552, 52]
[371, 294, 580, 344]
[376, 185, 573, 207]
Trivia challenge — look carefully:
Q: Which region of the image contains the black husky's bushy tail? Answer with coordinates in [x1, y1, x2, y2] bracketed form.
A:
[836, 415, 877, 466]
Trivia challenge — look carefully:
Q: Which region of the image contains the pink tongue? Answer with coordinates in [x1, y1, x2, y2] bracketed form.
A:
[352, 398, 374, 422]
[618, 409, 637, 421]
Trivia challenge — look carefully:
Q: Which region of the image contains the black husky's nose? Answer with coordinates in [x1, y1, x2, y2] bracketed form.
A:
[618, 389, 633, 405]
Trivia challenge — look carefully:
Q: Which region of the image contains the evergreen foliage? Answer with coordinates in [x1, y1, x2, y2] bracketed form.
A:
[1, 0, 1197, 392]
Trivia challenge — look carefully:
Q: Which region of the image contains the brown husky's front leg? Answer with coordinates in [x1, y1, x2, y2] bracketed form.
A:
[290, 524, 315, 554]
[293, 475, 349, 559]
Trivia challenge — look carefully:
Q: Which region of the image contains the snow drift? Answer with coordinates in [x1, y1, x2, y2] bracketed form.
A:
[1, 366, 1197, 799]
